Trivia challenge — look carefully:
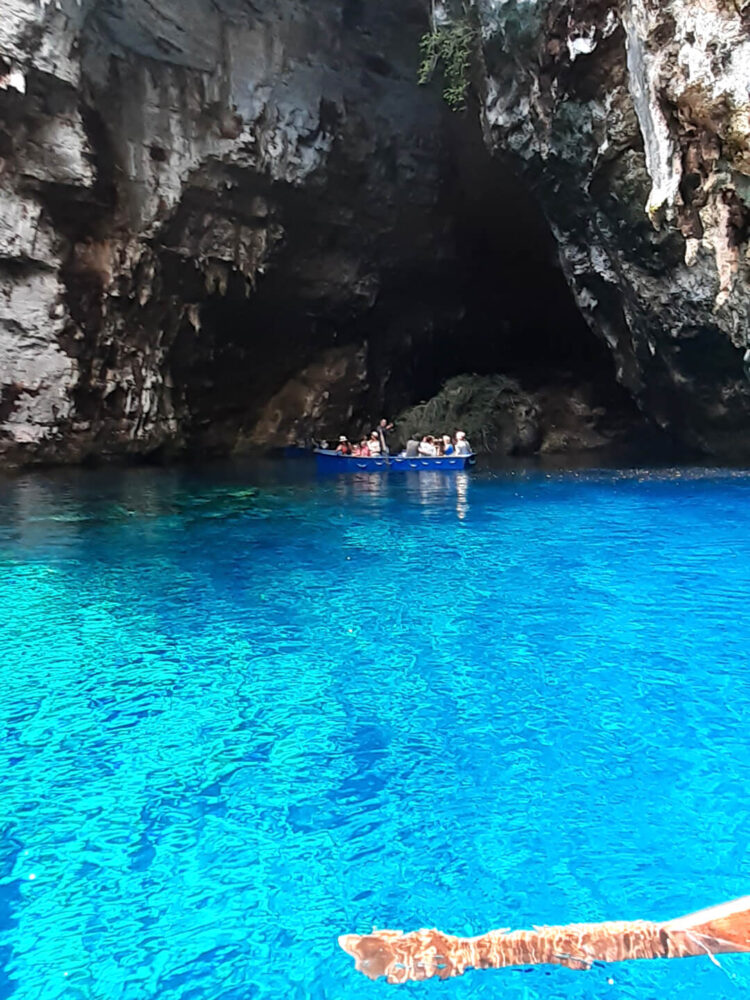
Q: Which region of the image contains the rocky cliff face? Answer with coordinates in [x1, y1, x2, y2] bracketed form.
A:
[0, 0, 463, 462]
[0, 0, 748, 464]
[474, 0, 750, 457]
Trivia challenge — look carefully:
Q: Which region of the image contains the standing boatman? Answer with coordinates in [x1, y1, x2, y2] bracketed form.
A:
[376, 417, 394, 455]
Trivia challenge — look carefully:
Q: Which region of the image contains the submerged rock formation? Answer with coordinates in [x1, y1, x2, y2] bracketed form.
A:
[0, 0, 748, 464]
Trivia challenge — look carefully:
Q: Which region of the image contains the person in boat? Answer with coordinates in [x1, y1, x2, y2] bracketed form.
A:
[404, 437, 419, 458]
[336, 435, 352, 455]
[358, 438, 371, 456]
[418, 435, 437, 457]
[368, 431, 382, 456]
[376, 418, 394, 455]
[442, 435, 454, 455]
[455, 431, 471, 455]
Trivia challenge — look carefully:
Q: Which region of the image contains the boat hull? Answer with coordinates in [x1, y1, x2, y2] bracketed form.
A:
[314, 450, 475, 472]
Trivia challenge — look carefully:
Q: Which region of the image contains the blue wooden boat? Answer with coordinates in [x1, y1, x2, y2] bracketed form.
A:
[314, 449, 475, 472]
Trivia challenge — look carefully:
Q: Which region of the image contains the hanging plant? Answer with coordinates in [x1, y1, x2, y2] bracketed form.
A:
[418, 5, 476, 111]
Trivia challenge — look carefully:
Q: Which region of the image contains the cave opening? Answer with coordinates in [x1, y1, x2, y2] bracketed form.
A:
[170, 109, 646, 457]
[435, 116, 613, 387]
[370, 111, 632, 412]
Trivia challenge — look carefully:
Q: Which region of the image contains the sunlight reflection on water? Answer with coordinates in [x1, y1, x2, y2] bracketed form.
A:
[0, 461, 748, 999]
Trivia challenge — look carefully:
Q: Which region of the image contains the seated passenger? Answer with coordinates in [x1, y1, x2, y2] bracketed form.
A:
[359, 438, 371, 456]
[404, 437, 419, 457]
[455, 430, 472, 455]
[418, 435, 437, 457]
[442, 435, 454, 455]
[336, 435, 352, 455]
[368, 431, 382, 455]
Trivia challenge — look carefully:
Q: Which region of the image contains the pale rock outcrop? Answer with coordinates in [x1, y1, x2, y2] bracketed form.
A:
[0, 270, 77, 445]
[476, 0, 750, 455]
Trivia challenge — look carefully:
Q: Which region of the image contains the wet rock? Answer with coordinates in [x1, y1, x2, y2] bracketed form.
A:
[240, 344, 369, 451]
[395, 374, 542, 455]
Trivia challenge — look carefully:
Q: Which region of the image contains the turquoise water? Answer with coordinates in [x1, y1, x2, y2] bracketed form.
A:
[0, 462, 748, 1000]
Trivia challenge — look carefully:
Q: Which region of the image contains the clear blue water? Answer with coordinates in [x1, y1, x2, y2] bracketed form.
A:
[0, 461, 749, 1000]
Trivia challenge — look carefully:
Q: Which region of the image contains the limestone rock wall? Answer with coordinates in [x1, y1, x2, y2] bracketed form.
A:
[1, 0, 749, 464]
[0, 0, 453, 463]
[475, 0, 750, 456]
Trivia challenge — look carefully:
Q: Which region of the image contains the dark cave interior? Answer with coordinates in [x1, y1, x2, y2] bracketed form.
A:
[387, 112, 626, 401]
[168, 110, 642, 455]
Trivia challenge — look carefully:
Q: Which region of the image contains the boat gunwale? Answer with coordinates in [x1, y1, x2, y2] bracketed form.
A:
[313, 449, 475, 471]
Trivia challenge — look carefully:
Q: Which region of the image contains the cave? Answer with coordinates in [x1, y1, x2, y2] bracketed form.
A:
[167, 108, 645, 459]
[2, 0, 749, 468]
[377, 111, 633, 406]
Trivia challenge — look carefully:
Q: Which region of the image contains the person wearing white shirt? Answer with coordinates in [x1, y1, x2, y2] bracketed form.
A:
[418, 435, 437, 457]
[455, 431, 472, 455]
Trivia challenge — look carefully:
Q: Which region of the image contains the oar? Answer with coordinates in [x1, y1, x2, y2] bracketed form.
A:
[339, 896, 750, 984]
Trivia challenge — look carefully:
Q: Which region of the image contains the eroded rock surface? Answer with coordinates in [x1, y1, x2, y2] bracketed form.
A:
[0, 0, 457, 462]
[394, 372, 644, 455]
[0, 0, 748, 464]
[475, 0, 750, 457]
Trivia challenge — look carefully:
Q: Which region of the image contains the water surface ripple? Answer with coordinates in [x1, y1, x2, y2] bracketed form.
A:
[0, 463, 748, 999]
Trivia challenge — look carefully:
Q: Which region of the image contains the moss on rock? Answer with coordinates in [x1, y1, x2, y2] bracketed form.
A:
[395, 374, 541, 454]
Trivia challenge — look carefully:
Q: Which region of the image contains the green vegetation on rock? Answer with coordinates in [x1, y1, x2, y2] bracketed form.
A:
[395, 374, 540, 454]
[418, 15, 476, 111]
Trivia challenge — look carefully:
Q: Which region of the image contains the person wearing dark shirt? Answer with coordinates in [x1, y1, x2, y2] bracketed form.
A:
[376, 418, 394, 455]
